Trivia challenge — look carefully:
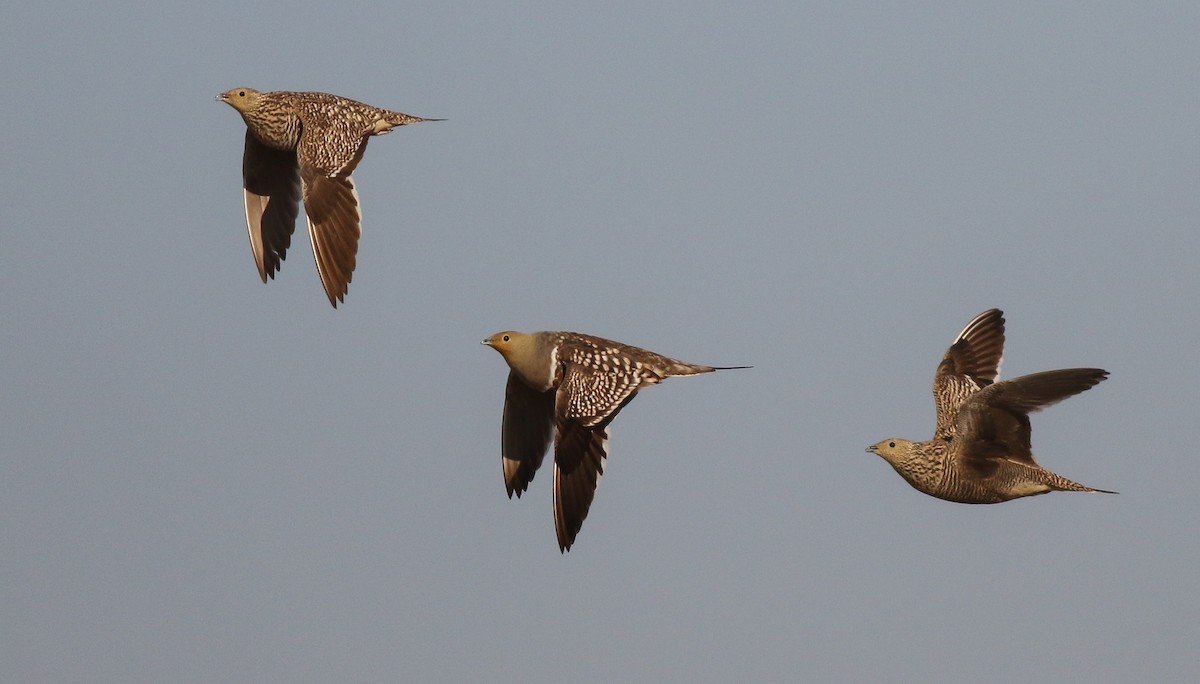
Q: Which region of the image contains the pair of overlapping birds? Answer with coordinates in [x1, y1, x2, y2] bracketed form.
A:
[219, 88, 1115, 552]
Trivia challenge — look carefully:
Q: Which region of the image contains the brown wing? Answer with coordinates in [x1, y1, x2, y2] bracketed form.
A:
[241, 131, 301, 282]
[297, 125, 370, 307]
[952, 368, 1109, 476]
[300, 171, 361, 307]
[500, 370, 555, 498]
[933, 308, 1006, 439]
[552, 420, 609, 553]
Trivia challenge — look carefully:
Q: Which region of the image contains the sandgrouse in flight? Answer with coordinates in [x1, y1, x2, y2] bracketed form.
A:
[483, 331, 747, 551]
[867, 308, 1115, 503]
[219, 88, 439, 306]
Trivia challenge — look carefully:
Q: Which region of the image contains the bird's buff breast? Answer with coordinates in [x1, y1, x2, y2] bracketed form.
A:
[890, 457, 946, 495]
[243, 111, 302, 150]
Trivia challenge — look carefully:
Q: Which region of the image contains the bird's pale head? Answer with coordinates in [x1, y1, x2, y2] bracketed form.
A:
[217, 87, 264, 113]
[482, 331, 552, 386]
[482, 331, 533, 361]
[866, 439, 919, 466]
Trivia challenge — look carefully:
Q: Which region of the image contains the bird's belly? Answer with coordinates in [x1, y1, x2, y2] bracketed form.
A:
[1003, 481, 1053, 498]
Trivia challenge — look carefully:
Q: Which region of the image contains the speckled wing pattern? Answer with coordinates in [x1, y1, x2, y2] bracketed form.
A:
[544, 334, 683, 551]
[558, 358, 649, 427]
[296, 98, 375, 307]
[547, 340, 647, 551]
[952, 368, 1109, 478]
[557, 334, 668, 426]
[932, 308, 1006, 440]
[500, 370, 555, 497]
[242, 131, 301, 282]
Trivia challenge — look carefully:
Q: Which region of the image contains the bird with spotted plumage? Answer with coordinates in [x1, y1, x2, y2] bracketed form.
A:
[867, 308, 1116, 503]
[483, 330, 748, 552]
[218, 87, 441, 307]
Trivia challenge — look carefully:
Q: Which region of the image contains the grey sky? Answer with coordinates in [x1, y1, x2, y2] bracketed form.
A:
[2, 2, 1197, 682]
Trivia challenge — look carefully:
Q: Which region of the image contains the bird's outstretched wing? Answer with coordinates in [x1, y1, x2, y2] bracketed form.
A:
[933, 308, 1006, 439]
[953, 368, 1108, 476]
[552, 420, 609, 553]
[296, 120, 370, 307]
[501, 370, 555, 498]
[242, 131, 301, 282]
[300, 170, 361, 307]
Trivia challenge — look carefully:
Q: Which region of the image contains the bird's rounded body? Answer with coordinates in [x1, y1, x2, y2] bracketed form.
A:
[217, 87, 438, 306]
[867, 309, 1114, 504]
[223, 89, 426, 165]
[869, 437, 1105, 504]
[482, 330, 747, 551]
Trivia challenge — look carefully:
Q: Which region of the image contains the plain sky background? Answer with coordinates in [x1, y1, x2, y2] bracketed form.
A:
[2, 2, 1197, 682]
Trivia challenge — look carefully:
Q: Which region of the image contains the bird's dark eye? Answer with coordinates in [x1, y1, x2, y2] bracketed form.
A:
[889, 441, 896, 448]
[238, 90, 246, 97]
[502, 335, 510, 342]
